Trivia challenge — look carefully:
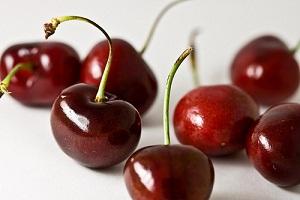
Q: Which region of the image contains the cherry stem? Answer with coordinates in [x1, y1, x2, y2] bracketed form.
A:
[164, 47, 193, 145]
[291, 40, 300, 55]
[0, 62, 32, 98]
[140, 0, 190, 55]
[189, 29, 200, 87]
[44, 16, 112, 102]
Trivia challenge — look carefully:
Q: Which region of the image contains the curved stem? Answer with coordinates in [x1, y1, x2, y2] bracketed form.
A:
[44, 16, 112, 102]
[189, 29, 200, 87]
[164, 47, 193, 145]
[140, 0, 190, 55]
[0, 62, 32, 97]
[291, 40, 300, 55]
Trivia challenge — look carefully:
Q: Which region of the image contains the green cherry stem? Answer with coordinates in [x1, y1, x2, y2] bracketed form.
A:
[189, 29, 200, 87]
[291, 40, 300, 55]
[140, 0, 191, 55]
[164, 47, 193, 145]
[0, 62, 32, 98]
[44, 16, 112, 102]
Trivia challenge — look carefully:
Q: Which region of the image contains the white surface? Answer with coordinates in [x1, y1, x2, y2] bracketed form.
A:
[0, 0, 300, 199]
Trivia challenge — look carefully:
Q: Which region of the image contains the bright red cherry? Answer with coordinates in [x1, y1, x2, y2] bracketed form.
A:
[81, 0, 189, 115]
[231, 35, 300, 106]
[81, 39, 157, 115]
[47, 16, 141, 168]
[247, 103, 300, 187]
[124, 48, 214, 200]
[174, 85, 259, 156]
[0, 42, 81, 106]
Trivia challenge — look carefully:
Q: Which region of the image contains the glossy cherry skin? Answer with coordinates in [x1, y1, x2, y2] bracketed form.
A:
[174, 85, 259, 156]
[81, 38, 158, 115]
[247, 103, 300, 187]
[0, 42, 81, 106]
[231, 35, 300, 106]
[124, 145, 214, 200]
[50, 83, 141, 168]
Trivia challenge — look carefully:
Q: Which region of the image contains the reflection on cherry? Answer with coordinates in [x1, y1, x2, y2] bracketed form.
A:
[47, 16, 141, 168]
[247, 103, 300, 187]
[231, 35, 300, 106]
[124, 48, 214, 200]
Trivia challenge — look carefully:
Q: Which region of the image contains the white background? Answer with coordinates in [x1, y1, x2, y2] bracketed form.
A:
[0, 0, 300, 199]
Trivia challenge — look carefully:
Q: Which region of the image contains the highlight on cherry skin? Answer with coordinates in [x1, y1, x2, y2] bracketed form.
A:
[247, 103, 300, 187]
[0, 42, 81, 107]
[231, 35, 300, 106]
[81, 0, 190, 116]
[46, 16, 141, 168]
[0, 63, 32, 99]
[173, 37, 259, 157]
[124, 48, 215, 200]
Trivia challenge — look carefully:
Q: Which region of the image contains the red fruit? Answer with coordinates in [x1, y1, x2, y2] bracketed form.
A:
[247, 103, 300, 187]
[0, 42, 81, 106]
[124, 145, 214, 200]
[51, 83, 141, 168]
[124, 48, 214, 200]
[45, 16, 142, 168]
[174, 84, 259, 156]
[231, 35, 300, 106]
[80, 0, 191, 115]
[81, 39, 157, 115]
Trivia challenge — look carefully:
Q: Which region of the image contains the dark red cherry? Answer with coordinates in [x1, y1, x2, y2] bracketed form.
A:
[47, 16, 142, 168]
[231, 35, 300, 106]
[174, 85, 259, 156]
[247, 103, 300, 187]
[81, 39, 157, 115]
[51, 83, 141, 168]
[0, 42, 81, 106]
[124, 48, 214, 200]
[124, 145, 214, 200]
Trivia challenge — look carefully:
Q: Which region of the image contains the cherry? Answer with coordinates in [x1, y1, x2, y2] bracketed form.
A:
[124, 48, 214, 200]
[173, 36, 259, 156]
[81, 39, 157, 115]
[0, 63, 32, 99]
[81, 0, 189, 115]
[174, 85, 259, 156]
[231, 35, 300, 106]
[0, 42, 81, 106]
[47, 16, 141, 168]
[247, 103, 300, 187]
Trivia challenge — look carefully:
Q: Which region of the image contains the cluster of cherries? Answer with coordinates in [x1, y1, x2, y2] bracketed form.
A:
[0, 1, 300, 199]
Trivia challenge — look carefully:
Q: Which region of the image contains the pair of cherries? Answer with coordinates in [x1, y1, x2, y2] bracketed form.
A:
[0, 34, 156, 115]
[232, 36, 300, 187]
[174, 84, 300, 187]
